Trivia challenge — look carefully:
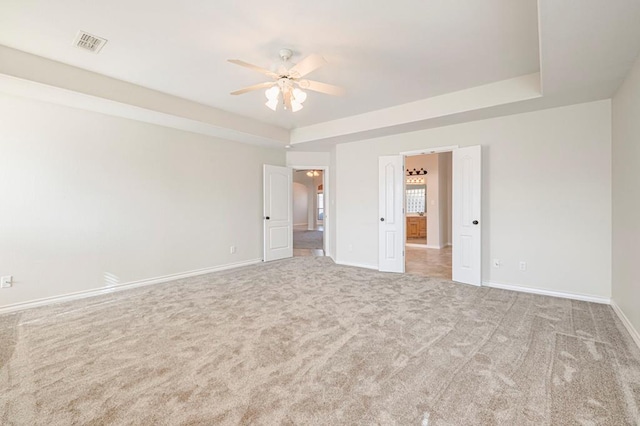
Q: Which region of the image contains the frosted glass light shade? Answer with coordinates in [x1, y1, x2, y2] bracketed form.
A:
[265, 86, 280, 100]
[290, 100, 303, 112]
[292, 88, 307, 103]
[265, 98, 278, 111]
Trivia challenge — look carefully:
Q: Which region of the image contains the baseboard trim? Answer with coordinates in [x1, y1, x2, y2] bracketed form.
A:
[0, 258, 262, 314]
[482, 281, 610, 304]
[405, 243, 446, 249]
[611, 301, 640, 350]
[405, 243, 428, 248]
[335, 260, 378, 270]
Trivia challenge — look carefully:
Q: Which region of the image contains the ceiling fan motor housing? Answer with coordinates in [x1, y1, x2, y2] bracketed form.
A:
[279, 48, 293, 62]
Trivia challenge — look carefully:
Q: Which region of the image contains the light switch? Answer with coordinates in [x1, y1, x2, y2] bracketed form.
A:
[1, 276, 12, 288]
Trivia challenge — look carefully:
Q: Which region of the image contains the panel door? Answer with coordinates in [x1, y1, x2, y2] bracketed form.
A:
[378, 156, 405, 273]
[263, 165, 293, 261]
[452, 146, 482, 285]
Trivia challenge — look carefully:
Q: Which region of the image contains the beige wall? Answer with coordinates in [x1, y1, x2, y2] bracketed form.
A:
[335, 100, 612, 298]
[0, 93, 284, 308]
[292, 182, 309, 226]
[440, 152, 453, 246]
[612, 54, 640, 336]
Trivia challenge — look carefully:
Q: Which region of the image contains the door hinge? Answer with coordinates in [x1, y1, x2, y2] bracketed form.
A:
[402, 250, 405, 256]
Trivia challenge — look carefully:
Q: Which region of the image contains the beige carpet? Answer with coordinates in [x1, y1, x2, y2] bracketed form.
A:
[1, 257, 639, 425]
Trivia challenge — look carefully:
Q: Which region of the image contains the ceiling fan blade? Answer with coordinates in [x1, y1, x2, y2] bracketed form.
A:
[299, 79, 345, 96]
[228, 59, 280, 79]
[288, 54, 327, 78]
[230, 81, 275, 96]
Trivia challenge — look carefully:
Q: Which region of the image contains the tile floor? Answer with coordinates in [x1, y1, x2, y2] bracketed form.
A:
[293, 248, 325, 257]
[405, 245, 452, 279]
[293, 240, 451, 278]
[406, 237, 427, 245]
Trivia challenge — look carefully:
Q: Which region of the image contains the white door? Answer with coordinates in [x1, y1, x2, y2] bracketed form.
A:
[452, 146, 482, 285]
[378, 155, 405, 273]
[263, 165, 293, 261]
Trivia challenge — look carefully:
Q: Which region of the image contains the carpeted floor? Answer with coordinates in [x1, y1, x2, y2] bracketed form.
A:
[1, 257, 639, 425]
[293, 229, 323, 249]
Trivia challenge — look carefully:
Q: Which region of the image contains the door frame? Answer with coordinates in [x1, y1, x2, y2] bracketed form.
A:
[399, 144, 482, 285]
[289, 165, 330, 258]
[403, 147, 456, 249]
[400, 145, 459, 157]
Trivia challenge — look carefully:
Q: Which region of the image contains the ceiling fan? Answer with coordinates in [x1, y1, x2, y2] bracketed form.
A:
[228, 49, 345, 112]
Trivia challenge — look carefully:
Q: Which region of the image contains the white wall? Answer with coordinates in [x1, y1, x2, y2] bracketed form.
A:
[293, 172, 312, 228]
[292, 182, 309, 226]
[0, 94, 284, 308]
[612, 54, 640, 336]
[286, 151, 330, 167]
[335, 100, 612, 298]
[329, 146, 337, 259]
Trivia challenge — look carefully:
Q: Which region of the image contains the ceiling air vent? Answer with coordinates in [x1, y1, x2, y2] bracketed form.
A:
[73, 30, 107, 53]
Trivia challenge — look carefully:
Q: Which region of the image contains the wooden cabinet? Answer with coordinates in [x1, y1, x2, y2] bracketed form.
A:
[406, 216, 426, 238]
[419, 217, 426, 237]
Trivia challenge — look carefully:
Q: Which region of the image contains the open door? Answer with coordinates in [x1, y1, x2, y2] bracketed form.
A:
[263, 165, 293, 261]
[378, 155, 405, 273]
[452, 145, 481, 285]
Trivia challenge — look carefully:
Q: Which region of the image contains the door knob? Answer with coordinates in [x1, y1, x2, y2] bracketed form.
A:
[472, 220, 479, 225]
[380, 218, 385, 222]
[265, 216, 270, 220]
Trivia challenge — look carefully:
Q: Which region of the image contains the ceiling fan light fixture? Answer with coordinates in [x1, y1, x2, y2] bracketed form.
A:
[291, 99, 304, 112]
[230, 49, 343, 113]
[265, 86, 279, 100]
[265, 98, 278, 111]
[292, 88, 307, 103]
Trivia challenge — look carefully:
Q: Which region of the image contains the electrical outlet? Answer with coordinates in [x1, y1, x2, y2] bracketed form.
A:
[493, 259, 500, 268]
[1, 275, 12, 288]
[348, 244, 353, 252]
[519, 261, 527, 271]
[230, 246, 236, 254]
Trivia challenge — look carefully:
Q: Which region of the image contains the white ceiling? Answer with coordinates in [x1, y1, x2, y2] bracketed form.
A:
[1, 0, 640, 149]
[0, 0, 540, 129]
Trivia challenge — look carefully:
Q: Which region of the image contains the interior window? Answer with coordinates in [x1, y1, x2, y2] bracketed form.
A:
[317, 193, 324, 221]
[406, 185, 426, 214]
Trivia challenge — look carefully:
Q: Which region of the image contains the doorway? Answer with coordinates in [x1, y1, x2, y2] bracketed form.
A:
[292, 169, 325, 257]
[378, 145, 481, 285]
[404, 152, 452, 279]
